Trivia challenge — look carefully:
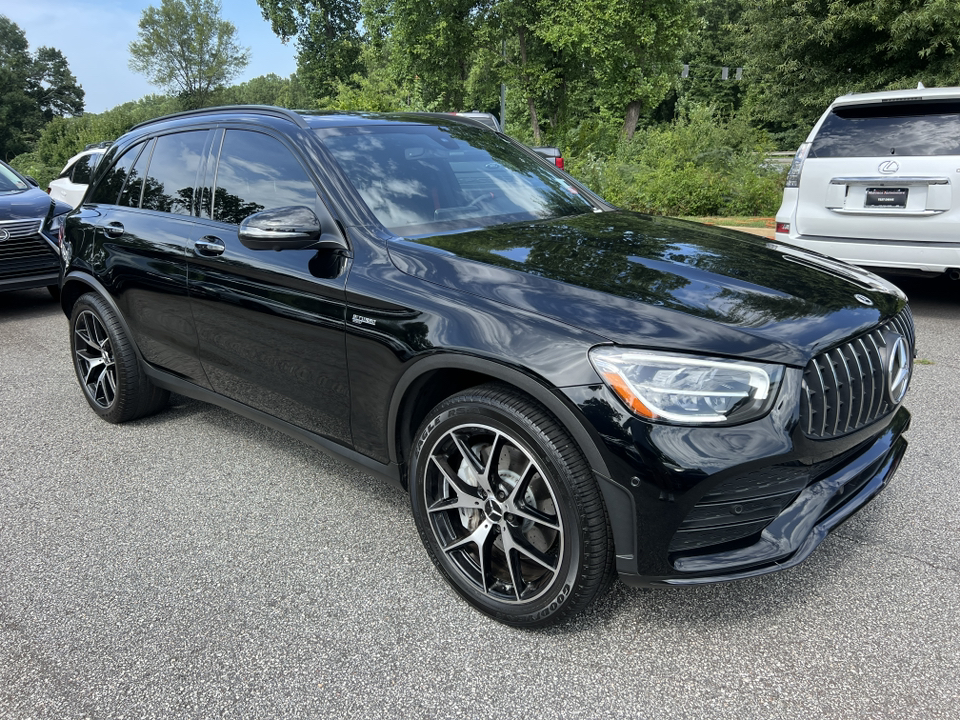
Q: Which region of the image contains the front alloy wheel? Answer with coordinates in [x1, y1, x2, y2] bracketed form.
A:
[410, 384, 613, 627]
[423, 423, 564, 604]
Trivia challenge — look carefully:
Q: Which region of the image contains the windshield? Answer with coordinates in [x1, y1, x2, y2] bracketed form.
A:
[0, 163, 30, 194]
[315, 124, 593, 235]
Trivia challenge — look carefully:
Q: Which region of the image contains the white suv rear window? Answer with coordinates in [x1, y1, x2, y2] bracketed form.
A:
[811, 101, 960, 157]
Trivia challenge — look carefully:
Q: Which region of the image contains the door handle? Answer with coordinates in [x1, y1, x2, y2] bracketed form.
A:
[103, 221, 124, 238]
[194, 236, 225, 257]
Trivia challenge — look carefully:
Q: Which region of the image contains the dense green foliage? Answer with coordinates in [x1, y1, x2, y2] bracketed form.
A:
[0, 16, 84, 161]
[11, 95, 180, 187]
[569, 105, 785, 216]
[739, 0, 960, 147]
[8, 0, 960, 216]
[256, 1, 362, 101]
[129, 0, 250, 109]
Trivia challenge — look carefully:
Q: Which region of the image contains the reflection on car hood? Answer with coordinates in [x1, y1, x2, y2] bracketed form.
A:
[0, 187, 59, 221]
[386, 211, 906, 366]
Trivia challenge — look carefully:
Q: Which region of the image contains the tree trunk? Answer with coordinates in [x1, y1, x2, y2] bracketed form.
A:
[622, 100, 643, 140]
[517, 26, 541, 145]
[528, 98, 542, 145]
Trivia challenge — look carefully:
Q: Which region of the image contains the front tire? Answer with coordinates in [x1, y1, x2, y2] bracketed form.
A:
[70, 293, 169, 423]
[410, 384, 614, 627]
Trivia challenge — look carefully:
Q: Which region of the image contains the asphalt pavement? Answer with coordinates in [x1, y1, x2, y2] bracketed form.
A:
[1, 276, 959, 720]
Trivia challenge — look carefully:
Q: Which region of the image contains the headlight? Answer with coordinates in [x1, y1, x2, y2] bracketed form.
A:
[589, 347, 784, 425]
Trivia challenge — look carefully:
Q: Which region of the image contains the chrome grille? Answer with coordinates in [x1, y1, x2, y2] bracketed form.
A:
[0, 218, 43, 239]
[800, 306, 914, 439]
[0, 218, 58, 280]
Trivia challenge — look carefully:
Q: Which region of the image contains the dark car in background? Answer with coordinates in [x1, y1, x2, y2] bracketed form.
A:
[59, 106, 913, 626]
[1, 159, 70, 296]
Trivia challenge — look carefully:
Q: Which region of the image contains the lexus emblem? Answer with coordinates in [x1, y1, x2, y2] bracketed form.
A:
[855, 294, 874, 306]
[878, 160, 900, 174]
[0, 228, 9, 242]
[886, 334, 910, 404]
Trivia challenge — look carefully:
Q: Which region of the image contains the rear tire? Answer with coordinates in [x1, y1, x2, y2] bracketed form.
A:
[409, 383, 614, 627]
[69, 293, 169, 423]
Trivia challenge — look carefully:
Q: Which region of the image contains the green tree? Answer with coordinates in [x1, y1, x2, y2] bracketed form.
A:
[11, 94, 179, 187]
[675, 0, 744, 117]
[0, 15, 84, 161]
[375, 0, 476, 111]
[538, 0, 691, 139]
[739, 0, 960, 147]
[256, 1, 363, 102]
[474, 0, 565, 144]
[129, 0, 250, 109]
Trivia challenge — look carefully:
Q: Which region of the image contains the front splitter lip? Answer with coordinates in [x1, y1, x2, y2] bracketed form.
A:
[618, 418, 909, 588]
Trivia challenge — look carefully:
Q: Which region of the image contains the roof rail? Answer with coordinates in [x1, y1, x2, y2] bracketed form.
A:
[405, 112, 491, 131]
[83, 140, 113, 150]
[130, 105, 309, 131]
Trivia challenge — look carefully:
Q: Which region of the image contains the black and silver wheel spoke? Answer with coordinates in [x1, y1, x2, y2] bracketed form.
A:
[502, 523, 558, 573]
[428, 454, 484, 511]
[442, 521, 496, 592]
[449, 430, 494, 494]
[480, 431, 508, 494]
[504, 462, 561, 531]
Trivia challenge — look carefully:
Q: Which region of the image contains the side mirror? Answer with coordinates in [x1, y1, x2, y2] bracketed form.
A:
[25, 176, 39, 187]
[238, 205, 348, 252]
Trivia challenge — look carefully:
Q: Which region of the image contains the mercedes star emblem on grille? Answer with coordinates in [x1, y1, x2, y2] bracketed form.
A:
[887, 334, 910, 404]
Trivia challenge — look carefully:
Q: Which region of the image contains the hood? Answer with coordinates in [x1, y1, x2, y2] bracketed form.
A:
[0, 186, 65, 221]
[386, 211, 906, 367]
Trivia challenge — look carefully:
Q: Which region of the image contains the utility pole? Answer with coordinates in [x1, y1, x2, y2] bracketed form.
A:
[500, 38, 507, 133]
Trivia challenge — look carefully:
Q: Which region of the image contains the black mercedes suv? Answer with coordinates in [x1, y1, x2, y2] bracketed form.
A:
[59, 106, 913, 626]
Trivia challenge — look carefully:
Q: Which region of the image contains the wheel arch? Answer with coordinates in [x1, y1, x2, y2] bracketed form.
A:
[61, 271, 145, 365]
[388, 354, 612, 488]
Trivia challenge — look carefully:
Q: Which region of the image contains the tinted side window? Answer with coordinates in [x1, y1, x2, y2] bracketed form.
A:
[213, 130, 317, 225]
[119, 139, 153, 208]
[70, 154, 96, 184]
[88, 143, 144, 205]
[812, 101, 960, 157]
[140, 131, 208, 215]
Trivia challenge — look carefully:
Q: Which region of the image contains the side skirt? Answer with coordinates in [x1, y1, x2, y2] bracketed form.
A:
[143, 365, 403, 490]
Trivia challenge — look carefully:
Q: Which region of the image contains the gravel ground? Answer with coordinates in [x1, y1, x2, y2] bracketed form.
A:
[1, 277, 958, 720]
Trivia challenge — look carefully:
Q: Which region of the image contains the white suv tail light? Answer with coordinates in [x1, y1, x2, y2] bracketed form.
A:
[785, 142, 811, 188]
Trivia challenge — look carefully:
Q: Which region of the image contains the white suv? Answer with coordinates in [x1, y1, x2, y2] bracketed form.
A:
[776, 86, 960, 278]
[47, 144, 109, 208]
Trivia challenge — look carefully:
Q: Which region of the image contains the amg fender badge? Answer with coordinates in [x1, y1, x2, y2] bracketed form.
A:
[352, 314, 376, 326]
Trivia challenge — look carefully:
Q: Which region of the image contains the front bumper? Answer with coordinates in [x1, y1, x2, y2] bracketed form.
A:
[564, 382, 911, 586]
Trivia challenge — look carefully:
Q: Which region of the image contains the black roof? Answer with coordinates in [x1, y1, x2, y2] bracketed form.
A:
[130, 105, 492, 133]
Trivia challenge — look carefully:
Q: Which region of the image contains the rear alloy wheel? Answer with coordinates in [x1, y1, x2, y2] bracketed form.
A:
[70, 293, 169, 423]
[410, 384, 613, 627]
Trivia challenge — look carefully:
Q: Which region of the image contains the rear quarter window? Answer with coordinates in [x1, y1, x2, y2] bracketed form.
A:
[88, 143, 144, 205]
[811, 101, 960, 157]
